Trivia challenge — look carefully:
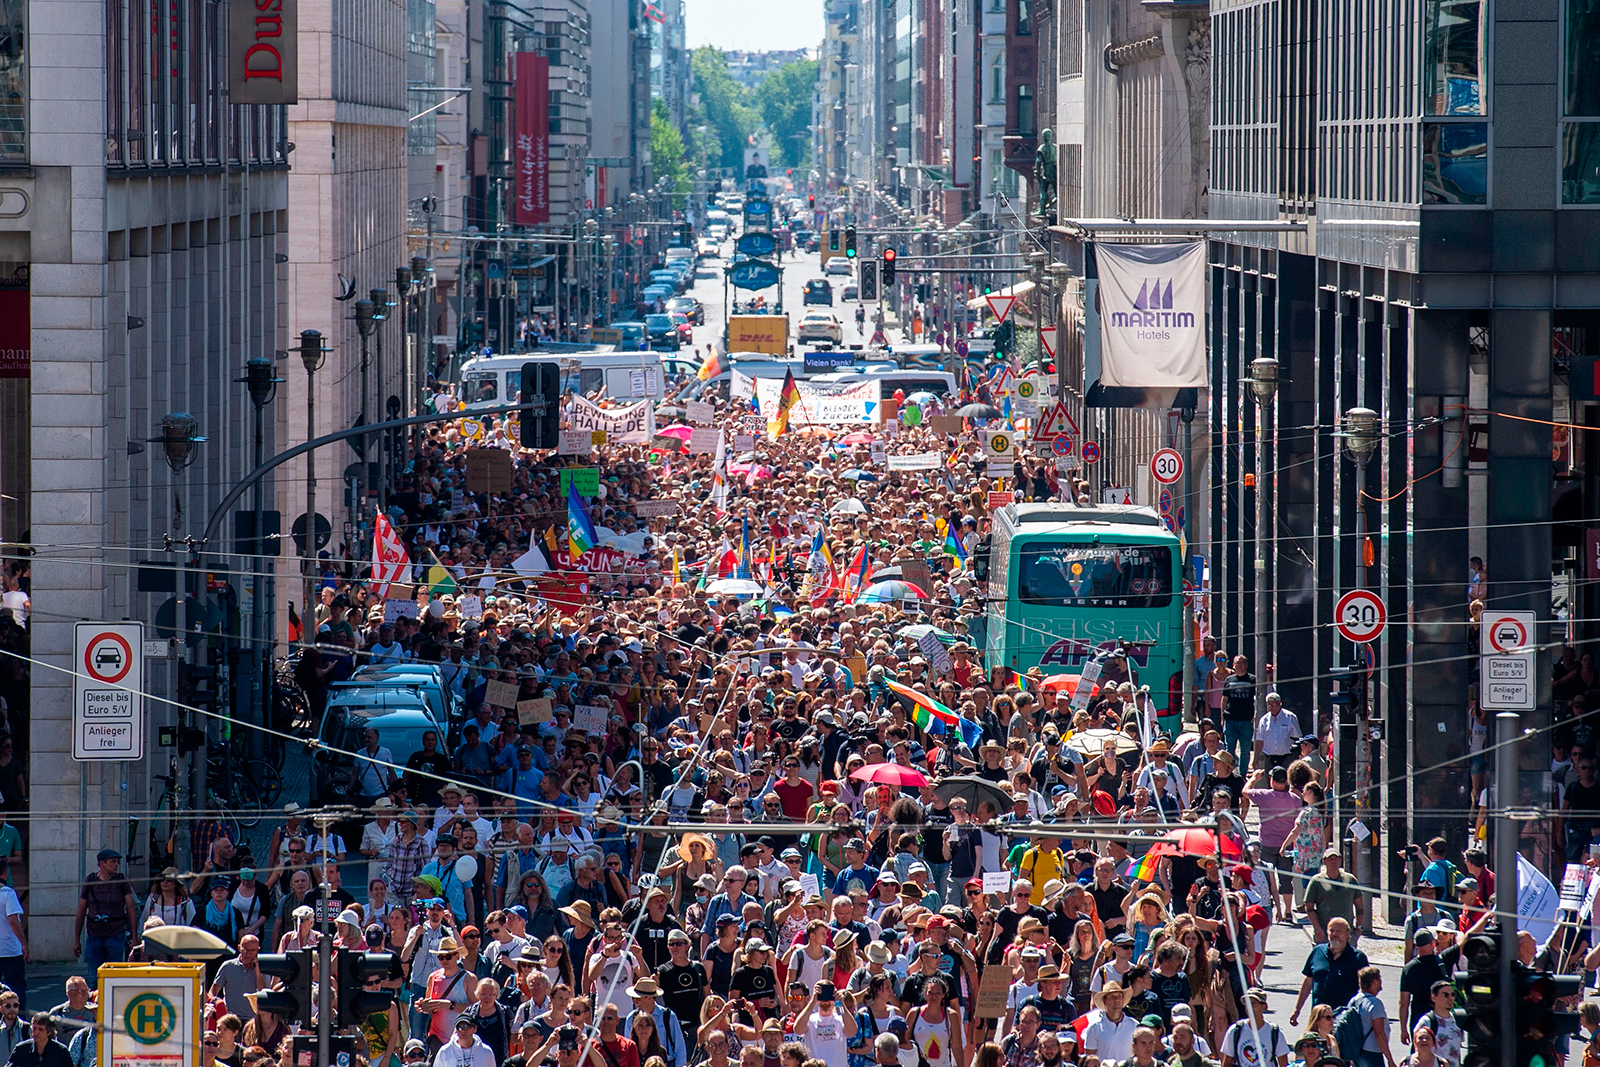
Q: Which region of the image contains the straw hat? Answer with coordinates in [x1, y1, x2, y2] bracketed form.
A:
[432, 937, 463, 958]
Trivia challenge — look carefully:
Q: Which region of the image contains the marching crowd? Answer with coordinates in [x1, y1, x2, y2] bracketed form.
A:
[41, 373, 1527, 1067]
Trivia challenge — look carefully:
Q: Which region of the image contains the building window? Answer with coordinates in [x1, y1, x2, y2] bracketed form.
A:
[1422, 121, 1487, 204]
[1561, 122, 1600, 203]
[0, 0, 23, 161]
[1567, 0, 1600, 115]
[990, 55, 1004, 102]
[1016, 84, 1034, 135]
[1015, 0, 1031, 35]
[1423, 0, 1484, 115]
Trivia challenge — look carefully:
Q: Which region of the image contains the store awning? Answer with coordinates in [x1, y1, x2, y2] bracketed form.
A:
[966, 279, 1036, 309]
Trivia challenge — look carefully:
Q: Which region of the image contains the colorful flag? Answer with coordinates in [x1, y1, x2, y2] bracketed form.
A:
[889, 680, 984, 747]
[768, 368, 801, 439]
[697, 350, 725, 381]
[843, 543, 871, 594]
[1130, 850, 1163, 883]
[372, 513, 410, 592]
[709, 432, 729, 511]
[944, 530, 967, 565]
[737, 517, 752, 579]
[425, 550, 459, 595]
[808, 527, 833, 573]
[671, 548, 681, 584]
[567, 482, 598, 560]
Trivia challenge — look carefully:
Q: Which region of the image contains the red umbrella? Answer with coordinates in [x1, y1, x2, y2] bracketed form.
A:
[1039, 673, 1099, 698]
[1158, 826, 1244, 860]
[849, 762, 931, 788]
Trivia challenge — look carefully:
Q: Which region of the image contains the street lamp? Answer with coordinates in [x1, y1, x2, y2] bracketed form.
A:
[298, 329, 327, 648]
[353, 300, 376, 529]
[1341, 403, 1381, 927]
[394, 267, 415, 468]
[410, 258, 431, 426]
[1244, 357, 1282, 679]
[150, 412, 205, 866]
[369, 288, 393, 511]
[240, 358, 282, 754]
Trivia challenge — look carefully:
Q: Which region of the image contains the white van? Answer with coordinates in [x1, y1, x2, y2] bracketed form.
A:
[459, 350, 667, 408]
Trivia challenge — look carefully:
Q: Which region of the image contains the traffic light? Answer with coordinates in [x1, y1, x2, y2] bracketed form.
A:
[1453, 930, 1502, 1067]
[993, 319, 1014, 356]
[881, 247, 897, 284]
[808, 195, 816, 209]
[1329, 665, 1357, 710]
[179, 664, 218, 712]
[519, 361, 561, 450]
[828, 231, 841, 252]
[257, 949, 316, 1028]
[844, 227, 857, 258]
[335, 948, 396, 1028]
[1514, 965, 1582, 1067]
[859, 261, 879, 302]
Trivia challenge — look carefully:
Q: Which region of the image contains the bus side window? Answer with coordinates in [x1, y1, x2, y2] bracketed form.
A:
[972, 535, 991, 582]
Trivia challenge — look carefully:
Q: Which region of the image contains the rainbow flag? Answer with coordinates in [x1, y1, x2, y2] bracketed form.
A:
[1130, 850, 1162, 883]
[889, 681, 983, 747]
[944, 530, 967, 565]
[567, 482, 597, 560]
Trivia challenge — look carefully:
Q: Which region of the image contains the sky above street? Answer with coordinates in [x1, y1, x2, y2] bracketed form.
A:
[687, 0, 822, 51]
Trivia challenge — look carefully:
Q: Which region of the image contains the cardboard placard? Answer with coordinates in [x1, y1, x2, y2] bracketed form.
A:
[982, 870, 1012, 895]
[886, 452, 942, 471]
[870, 451, 888, 466]
[928, 416, 966, 436]
[518, 698, 553, 725]
[560, 467, 601, 497]
[383, 599, 419, 623]
[799, 873, 821, 898]
[974, 965, 1012, 1019]
[987, 491, 1015, 509]
[465, 448, 513, 494]
[634, 500, 677, 518]
[689, 428, 721, 455]
[458, 595, 485, 620]
[900, 558, 933, 594]
[484, 680, 521, 708]
[686, 400, 715, 425]
[384, 582, 416, 600]
[559, 430, 592, 456]
[574, 704, 608, 734]
[918, 630, 953, 676]
[733, 434, 755, 453]
[591, 430, 609, 446]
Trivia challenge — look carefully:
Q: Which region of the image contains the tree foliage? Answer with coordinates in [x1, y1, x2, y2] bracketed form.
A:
[691, 47, 760, 175]
[757, 58, 819, 170]
[651, 98, 692, 205]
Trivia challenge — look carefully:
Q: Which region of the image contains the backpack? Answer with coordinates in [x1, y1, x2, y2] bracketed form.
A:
[1232, 1023, 1281, 1067]
[1332, 1003, 1369, 1064]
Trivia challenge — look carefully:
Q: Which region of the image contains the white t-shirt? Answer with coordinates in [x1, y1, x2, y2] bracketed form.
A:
[1220, 1020, 1289, 1067]
[804, 1008, 850, 1067]
[1081, 1012, 1136, 1063]
[0, 886, 22, 957]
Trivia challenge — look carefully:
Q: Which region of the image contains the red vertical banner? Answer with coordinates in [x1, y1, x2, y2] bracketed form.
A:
[0, 287, 29, 379]
[514, 52, 550, 225]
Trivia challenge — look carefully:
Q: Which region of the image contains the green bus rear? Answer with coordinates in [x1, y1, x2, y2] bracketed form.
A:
[978, 504, 1186, 734]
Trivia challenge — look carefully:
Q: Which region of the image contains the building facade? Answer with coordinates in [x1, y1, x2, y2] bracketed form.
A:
[8, 0, 290, 953]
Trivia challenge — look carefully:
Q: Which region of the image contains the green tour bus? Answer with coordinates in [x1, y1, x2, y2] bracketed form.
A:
[976, 503, 1186, 735]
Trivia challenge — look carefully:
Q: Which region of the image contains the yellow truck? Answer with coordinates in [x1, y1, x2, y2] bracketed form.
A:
[726, 314, 790, 356]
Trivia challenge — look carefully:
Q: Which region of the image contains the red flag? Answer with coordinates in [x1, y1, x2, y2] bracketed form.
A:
[372, 514, 410, 594]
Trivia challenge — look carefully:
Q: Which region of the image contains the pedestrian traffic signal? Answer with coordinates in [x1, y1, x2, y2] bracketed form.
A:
[520, 361, 561, 450]
[1453, 931, 1501, 1067]
[1514, 966, 1582, 1067]
[844, 228, 857, 258]
[335, 948, 396, 1028]
[859, 261, 879, 302]
[882, 248, 897, 284]
[256, 949, 316, 1029]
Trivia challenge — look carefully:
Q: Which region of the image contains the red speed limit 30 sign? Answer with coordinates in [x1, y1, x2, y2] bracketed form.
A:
[1150, 448, 1183, 485]
[1335, 590, 1386, 644]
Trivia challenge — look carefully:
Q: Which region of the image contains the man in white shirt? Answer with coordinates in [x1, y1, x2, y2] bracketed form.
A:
[1220, 989, 1290, 1067]
[1082, 982, 1136, 1063]
[1251, 694, 1303, 773]
[368, 624, 406, 666]
[352, 729, 396, 804]
[360, 801, 400, 890]
[432, 1015, 495, 1067]
[0, 861, 24, 1003]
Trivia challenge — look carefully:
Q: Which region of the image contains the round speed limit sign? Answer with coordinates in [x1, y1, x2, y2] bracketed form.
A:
[1334, 590, 1386, 644]
[1150, 448, 1183, 485]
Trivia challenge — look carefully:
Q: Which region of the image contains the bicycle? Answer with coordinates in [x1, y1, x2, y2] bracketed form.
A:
[126, 770, 182, 870]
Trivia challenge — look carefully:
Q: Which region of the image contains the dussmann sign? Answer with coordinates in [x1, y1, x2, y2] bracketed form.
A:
[230, 0, 299, 105]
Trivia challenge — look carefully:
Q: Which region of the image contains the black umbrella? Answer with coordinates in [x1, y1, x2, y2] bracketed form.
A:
[955, 403, 1002, 419]
[933, 775, 1014, 814]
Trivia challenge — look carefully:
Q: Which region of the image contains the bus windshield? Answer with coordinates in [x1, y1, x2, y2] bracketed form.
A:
[1017, 543, 1173, 607]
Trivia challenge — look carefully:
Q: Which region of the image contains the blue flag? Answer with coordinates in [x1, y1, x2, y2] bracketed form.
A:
[738, 516, 752, 579]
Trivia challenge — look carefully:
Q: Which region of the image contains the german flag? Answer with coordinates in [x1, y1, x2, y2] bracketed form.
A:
[768, 368, 801, 439]
[697, 350, 725, 381]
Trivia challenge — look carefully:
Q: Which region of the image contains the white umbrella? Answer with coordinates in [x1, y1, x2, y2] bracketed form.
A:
[706, 578, 764, 597]
[831, 498, 868, 515]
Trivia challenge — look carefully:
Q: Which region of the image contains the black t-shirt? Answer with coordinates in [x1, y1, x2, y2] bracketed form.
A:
[900, 971, 942, 1009]
[1399, 953, 1448, 1031]
[705, 944, 739, 996]
[922, 807, 954, 864]
[1089, 881, 1129, 928]
[635, 914, 683, 971]
[81, 875, 134, 937]
[1150, 971, 1192, 1024]
[1221, 673, 1256, 722]
[405, 750, 454, 805]
[1569, 779, 1600, 818]
[1019, 994, 1075, 1031]
[990, 906, 1049, 964]
[656, 961, 707, 1031]
[730, 964, 777, 1007]
[773, 716, 807, 742]
[974, 764, 1009, 783]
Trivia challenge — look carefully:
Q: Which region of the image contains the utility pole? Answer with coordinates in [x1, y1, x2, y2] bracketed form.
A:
[1180, 406, 1196, 725]
[314, 810, 337, 1067]
[1342, 406, 1381, 931]
[370, 289, 392, 516]
[1495, 711, 1519, 1067]
[298, 331, 326, 645]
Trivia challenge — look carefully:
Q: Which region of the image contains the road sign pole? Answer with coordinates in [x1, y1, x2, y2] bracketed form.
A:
[1181, 408, 1196, 727]
[1353, 501, 1373, 932]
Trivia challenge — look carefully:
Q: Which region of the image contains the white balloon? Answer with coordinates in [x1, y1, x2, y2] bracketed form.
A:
[455, 855, 479, 882]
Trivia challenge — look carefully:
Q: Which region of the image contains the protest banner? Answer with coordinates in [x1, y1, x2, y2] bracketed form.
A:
[568, 397, 656, 444]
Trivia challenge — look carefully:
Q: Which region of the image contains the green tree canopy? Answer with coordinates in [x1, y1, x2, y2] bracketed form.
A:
[691, 47, 761, 175]
[757, 58, 819, 170]
[651, 98, 691, 205]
